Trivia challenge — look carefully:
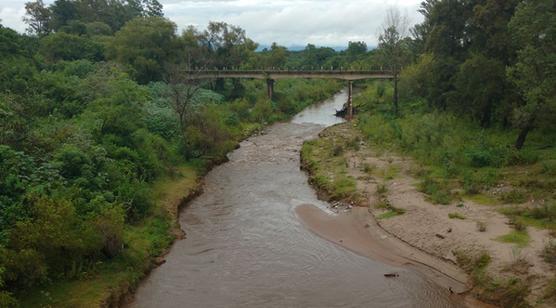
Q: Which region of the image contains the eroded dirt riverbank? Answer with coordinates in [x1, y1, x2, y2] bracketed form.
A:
[129, 91, 466, 308]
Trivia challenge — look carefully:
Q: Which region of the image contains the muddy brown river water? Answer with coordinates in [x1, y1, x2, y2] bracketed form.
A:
[130, 90, 464, 308]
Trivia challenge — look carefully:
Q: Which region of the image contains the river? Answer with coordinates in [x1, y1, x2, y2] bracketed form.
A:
[129, 90, 464, 308]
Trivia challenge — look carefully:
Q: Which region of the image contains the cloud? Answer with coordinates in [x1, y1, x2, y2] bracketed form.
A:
[0, 0, 423, 47]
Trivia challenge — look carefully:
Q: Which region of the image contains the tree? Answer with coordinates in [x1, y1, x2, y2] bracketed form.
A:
[507, 0, 556, 149]
[107, 16, 178, 83]
[377, 8, 411, 116]
[200, 21, 258, 69]
[163, 66, 202, 150]
[346, 41, 367, 58]
[142, 0, 164, 17]
[39, 32, 103, 62]
[49, 0, 78, 31]
[453, 54, 506, 127]
[23, 0, 51, 36]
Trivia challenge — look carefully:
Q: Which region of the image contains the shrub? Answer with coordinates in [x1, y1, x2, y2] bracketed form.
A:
[542, 241, 556, 265]
[332, 144, 344, 156]
[476, 221, 487, 232]
[496, 230, 530, 248]
[500, 190, 528, 204]
[419, 176, 452, 204]
[449, 212, 466, 219]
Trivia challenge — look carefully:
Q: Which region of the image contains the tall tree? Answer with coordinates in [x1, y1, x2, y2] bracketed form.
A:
[377, 8, 411, 116]
[507, 0, 556, 149]
[23, 0, 51, 36]
[49, 0, 79, 31]
[107, 16, 178, 83]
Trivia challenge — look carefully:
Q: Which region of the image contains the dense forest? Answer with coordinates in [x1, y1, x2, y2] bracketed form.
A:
[0, 0, 554, 306]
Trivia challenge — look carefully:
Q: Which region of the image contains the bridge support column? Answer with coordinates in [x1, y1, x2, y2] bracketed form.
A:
[266, 79, 275, 100]
[347, 81, 353, 121]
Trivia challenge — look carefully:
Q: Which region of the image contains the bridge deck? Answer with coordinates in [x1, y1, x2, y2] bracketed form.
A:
[182, 70, 394, 81]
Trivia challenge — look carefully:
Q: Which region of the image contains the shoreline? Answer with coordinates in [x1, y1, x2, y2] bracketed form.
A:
[294, 204, 470, 292]
[298, 121, 553, 307]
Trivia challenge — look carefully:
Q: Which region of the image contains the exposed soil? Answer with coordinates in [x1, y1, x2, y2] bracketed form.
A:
[299, 122, 554, 306]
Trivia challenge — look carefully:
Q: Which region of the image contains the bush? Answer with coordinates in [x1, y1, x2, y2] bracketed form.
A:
[449, 212, 466, 219]
[419, 176, 453, 204]
[477, 221, 487, 232]
[543, 240, 556, 265]
[500, 190, 528, 204]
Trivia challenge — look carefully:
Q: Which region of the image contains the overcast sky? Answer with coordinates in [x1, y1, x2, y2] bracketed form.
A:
[0, 0, 424, 48]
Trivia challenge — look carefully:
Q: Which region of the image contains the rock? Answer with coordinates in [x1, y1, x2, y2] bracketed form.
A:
[154, 257, 166, 266]
[447, 228, 452, 233]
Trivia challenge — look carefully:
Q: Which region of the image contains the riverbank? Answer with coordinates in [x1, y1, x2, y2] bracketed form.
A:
[16, 80, 343, 307]
[18, 164, 202, 307]
[300, 122, 555, 307]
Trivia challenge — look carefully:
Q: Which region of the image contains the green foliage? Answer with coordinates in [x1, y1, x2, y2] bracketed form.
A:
[448, 212, 466, 220]
[107, 17, 178, 83]
[542, 241, 556, 265]
[496, 230, 530, 248]
[39, 32, 103, 62]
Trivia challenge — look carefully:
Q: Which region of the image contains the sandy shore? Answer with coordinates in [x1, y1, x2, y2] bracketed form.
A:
[298, 122, 554, 307]
[295, 204, 469, 292]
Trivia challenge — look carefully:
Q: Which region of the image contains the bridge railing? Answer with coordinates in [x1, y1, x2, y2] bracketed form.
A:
[181, 69, 395, 74]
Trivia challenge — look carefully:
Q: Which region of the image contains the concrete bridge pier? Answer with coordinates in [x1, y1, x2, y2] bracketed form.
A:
[347, 81, 353, 121]
[266, 79, 275, 100]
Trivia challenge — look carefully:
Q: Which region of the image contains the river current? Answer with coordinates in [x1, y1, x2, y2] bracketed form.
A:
[130, 90, 462, 308]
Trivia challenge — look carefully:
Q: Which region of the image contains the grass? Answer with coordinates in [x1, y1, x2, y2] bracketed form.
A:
[377, 208, 406, 219]
[543, 277, 556, 304]
[499, 204, 556, 231]
[362, 163, 376, 175]
[465, 193, 499, 206]
[448, 212, 466, 220]
[18, 164, 200, 307]
[353, 81, 556, 232]
[542, 241, 556, 265]
[301, 132, 359, 202]
[496, 230, 531, 248]
[377, 164, 400, 180]
[454, 249, 530, 307]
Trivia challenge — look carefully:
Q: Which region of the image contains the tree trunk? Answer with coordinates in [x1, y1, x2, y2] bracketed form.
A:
[393, 73, 399, 116]
[480, 101, 492, 128]
[515, 116, 535, 150]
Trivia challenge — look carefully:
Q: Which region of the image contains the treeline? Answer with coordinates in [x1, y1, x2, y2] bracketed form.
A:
[385, 0, 554, 149]
[0, 1, 342, 305]
[354, 0, 555, 236]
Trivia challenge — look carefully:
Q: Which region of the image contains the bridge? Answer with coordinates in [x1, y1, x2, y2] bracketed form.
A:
[182, 69, 395, 120]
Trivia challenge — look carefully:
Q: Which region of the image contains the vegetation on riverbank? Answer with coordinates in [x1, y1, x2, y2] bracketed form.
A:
[0, 2, 342, 305]
[353, 81, 556, 232]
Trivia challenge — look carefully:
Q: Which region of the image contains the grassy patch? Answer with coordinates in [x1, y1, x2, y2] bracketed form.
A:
[465, 193, 499, 206]
[496, 230, 530, 248]
[448, 212, 466, 220]
[499, 203, 556, 231]
[377, 208, 406, 219]
[543, 277, 556, 304]
[362, 163, 376, 175]
[377, 164, 400, 180]
[419, 176, 453, 205]
[454, 249, 530, 307]
[301, 130, 359, 202]
[542, 241, 556, 265]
